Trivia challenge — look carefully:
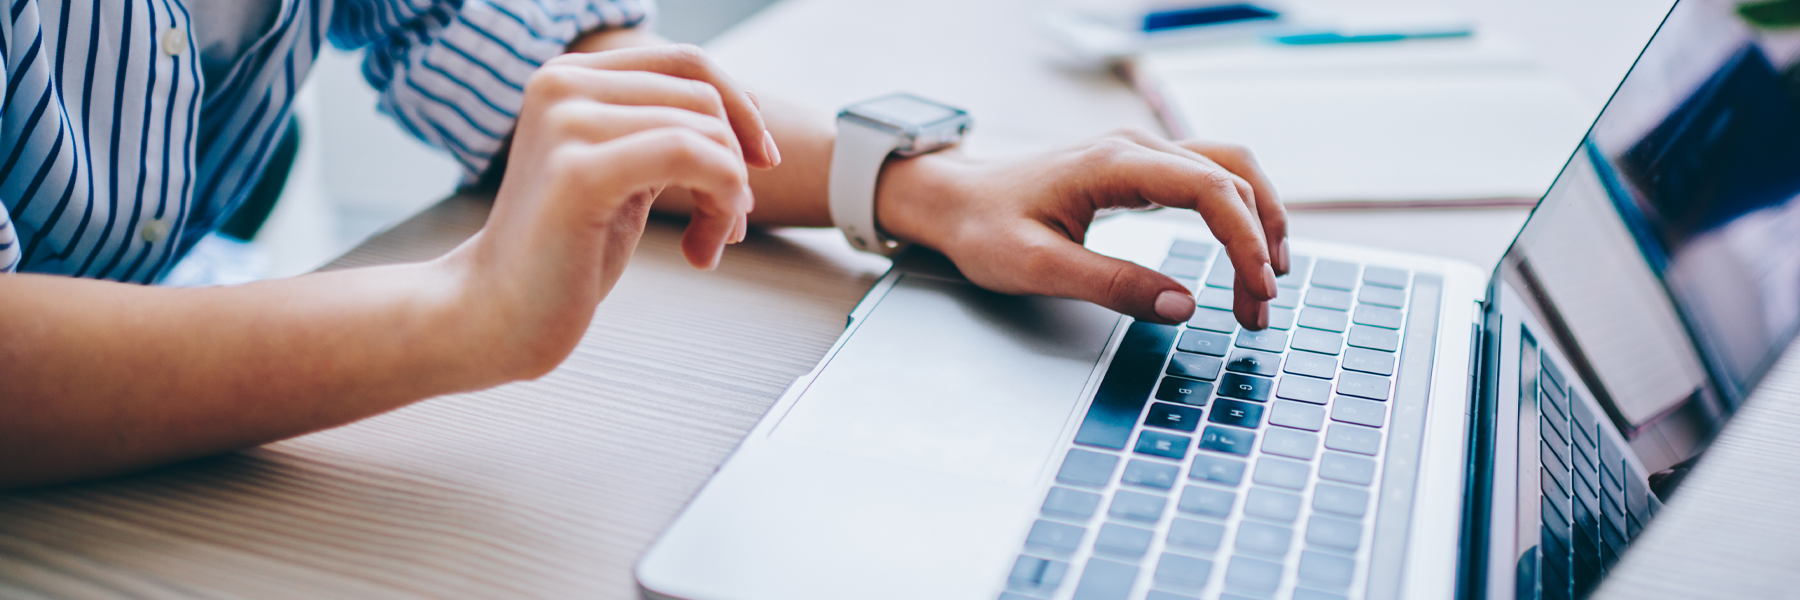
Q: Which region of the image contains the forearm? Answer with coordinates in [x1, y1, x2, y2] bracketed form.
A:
[0, 259, 502, 488]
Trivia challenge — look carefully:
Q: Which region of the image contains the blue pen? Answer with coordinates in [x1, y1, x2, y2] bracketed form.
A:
[1272, 28, 1472, 45]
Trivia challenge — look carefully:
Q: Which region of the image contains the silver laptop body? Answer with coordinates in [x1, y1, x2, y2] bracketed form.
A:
[640, 1, 1800, 597]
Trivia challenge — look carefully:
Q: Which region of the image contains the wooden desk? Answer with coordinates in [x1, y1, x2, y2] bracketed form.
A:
[5, 0, 1800, 598]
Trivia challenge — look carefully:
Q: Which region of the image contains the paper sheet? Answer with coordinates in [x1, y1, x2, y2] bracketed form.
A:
[1135, 36, 1599, 206]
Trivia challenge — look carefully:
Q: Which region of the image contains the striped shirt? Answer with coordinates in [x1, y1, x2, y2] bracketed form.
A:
[0, 0, 651, 282]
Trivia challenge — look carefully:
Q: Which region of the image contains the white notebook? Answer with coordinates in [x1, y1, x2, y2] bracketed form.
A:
[1132, 35, 1599, 207]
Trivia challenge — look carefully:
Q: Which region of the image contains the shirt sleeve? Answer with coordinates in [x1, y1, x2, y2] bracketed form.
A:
[0, 53, 16, 274]
[328, 0, 655, 179]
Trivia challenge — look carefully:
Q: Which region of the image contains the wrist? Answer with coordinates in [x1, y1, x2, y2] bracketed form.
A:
[874, 149, 978, 253]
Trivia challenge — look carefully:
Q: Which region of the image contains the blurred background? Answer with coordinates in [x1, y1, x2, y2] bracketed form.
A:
[219, 0, 783, 282]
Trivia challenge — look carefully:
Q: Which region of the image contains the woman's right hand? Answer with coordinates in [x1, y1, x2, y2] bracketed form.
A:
[446, 44, 777, 378]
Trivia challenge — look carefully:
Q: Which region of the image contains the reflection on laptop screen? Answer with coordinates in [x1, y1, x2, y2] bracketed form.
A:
[1502, 0, 1800, 477]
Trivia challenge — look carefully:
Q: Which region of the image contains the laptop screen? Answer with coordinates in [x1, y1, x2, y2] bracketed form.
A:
[1499, 0, 1800, 476]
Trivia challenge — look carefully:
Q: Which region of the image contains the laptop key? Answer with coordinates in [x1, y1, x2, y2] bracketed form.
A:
[1346, 325, 1400, 352]
[1109, 491, 1167, 524]
[1331, 396, 1388, 427]
[1154, 553, 1214, 589]
[1235, 329, 1287, 353]
[1198, 426, 1256, 456]
[1161, 256, 1209, 280]
[1235, 520, 1294, 556]
[1284, 351, 1337, 380]
[1145, 402, 1203, 432]
[1358, 285, 1407, 309]
[1270, 399, 1326, 431]
[1225, 554, 1284, 594]
[1177, 329, 1232, 357]
[1244, 487, 1303, 522]
[1190, 454, 1247, 485]
[1057, 449, 1121, 488]
[1319, 452, 1377, 485]
[1026, 519, 1086, 552]
[1298, 307, 1350, 332]
[1362, 266, 1409, 289]
[1324, 424, 1382, 456]
[1304, 287, 1354, 311]
[1135, 430, 1191, 460]
[1122, 458, 1182, 490]
[1217, 373, 1273, 403]
[1072, 558, 1138, 600]
[1312, 483, 1370, 518]
[1337, 372, 1391, 401]
[1279, 255, 1314, 289]
[1009, 555, 1071, 593]
[1186, 308, 1238, 333]
[1353, 305, 1404, 330]
[1156, 377, 1213, 407]
[1292, 329, 1344, 355]
[1168, 518, 1226, 551]
[1277, 376, 1332, 404]
[1305, 514, 1363, 551]
[1169, 239, 1217, 260]
[1298, 550, 1356, 589]
[1272, 286, 1301, 309]
[1095, 522, 1156, 557]
[1226, 349, 1281, 377]
[1342, 347, 1396, 376]
[1311, 259, 1359, 290]
[1269, 307, 1297, 330]
[1216, 371, 1274, 403]
[1205, 258, 1235, 289]
[1197, 287, 1234, 311]
[1209, 398, 1265, 428]
[1253, 456, 1311, 490]
[1177, 484, 1236, 519]
[1168, 353, 1224, 381]
[1042, 486, 1103, 519]
[1262, 427, 1319, 460]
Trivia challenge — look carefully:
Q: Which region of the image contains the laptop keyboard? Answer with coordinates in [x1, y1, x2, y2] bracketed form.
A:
[1000, 240, 1420, 600]
[1534, 354, 1658, 599]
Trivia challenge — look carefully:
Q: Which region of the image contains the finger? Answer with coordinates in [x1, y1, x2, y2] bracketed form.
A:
[1233, 273, 1271, 330]
[543, 100, 738, 153]
[1188, 142, 1289, 275]
[547, 45, 777, 169]
[1004, 228, 1195, 324]
[1080, 145, 1276, 301]
[573, 128, 753, 269]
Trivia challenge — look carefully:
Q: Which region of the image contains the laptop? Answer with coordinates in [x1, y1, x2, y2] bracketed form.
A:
[638, 1, 1800, 598]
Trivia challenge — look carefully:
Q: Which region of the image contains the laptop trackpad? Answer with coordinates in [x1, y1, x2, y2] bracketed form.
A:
[770, 275, 1120, 488]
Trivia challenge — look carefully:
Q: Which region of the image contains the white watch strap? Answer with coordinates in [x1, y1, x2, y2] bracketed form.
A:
[829, 117, 906, 256]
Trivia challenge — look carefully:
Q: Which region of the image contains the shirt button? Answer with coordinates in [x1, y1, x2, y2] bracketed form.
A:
[140, 219, 172, 243]
[161, 28, 186, 56]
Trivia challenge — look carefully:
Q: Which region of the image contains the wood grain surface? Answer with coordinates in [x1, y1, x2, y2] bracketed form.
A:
[0, 192, 889, 599]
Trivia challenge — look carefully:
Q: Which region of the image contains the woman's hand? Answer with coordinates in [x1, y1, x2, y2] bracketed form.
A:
[447, 45, 778, 377]
[877, 127, 1289, 330]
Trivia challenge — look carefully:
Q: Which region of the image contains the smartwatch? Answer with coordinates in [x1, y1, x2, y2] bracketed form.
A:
[829, 93, 972, 256]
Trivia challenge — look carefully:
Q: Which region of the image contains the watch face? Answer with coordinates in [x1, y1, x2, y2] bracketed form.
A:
[852, 94, 964, 127]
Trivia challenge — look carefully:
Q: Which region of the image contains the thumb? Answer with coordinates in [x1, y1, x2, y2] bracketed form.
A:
[1017, 233, 1197, 325]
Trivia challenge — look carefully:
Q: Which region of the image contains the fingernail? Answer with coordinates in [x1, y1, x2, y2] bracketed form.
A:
[1278, 240, 1292, 275]
[745, 91, 761, 111]
[733, 215, 748, 244]
[763, 130, 781, 167]
[1261, 264, 1278, 299]
[1154, 290, 1195, 323]
[1256, 302, 1270, 330]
